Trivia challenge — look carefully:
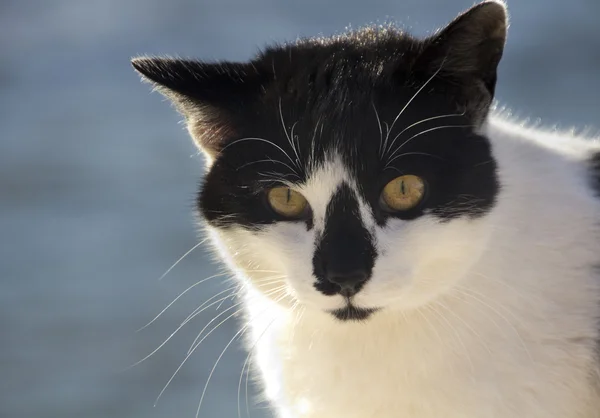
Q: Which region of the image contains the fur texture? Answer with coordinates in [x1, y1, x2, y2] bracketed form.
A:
[132, 1, 600, 416]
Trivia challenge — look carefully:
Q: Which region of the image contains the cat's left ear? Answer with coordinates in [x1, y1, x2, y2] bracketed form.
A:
[415, 0, 508, 102]
[132, 57, 269, 161]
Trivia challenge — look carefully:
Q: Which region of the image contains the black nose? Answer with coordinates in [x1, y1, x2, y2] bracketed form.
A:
[326, 269, 369, 298]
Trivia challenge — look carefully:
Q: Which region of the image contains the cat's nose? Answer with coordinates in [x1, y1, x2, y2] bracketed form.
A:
[326, 270, 368, 298]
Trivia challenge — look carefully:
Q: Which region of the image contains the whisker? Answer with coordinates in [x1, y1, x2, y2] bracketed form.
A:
[238, 317, 277, 418]
[384, 151, 445, 170]
[196, 292, 288, 418]
[386, 124, 473, 162]
[182, 285, 239, 325]
[257, 171, 302, 181]
[245, 352, 252, 418]
[384, 112, 465, 159]
[278, 98, 302, 170]
[452, 286, 533, 363]
[471, 271, 531, 301]
[186, 300, 247, 356]
[158, 238, 208, 281]
[436, 299, 493, 357]
[382, 61, 446, 157]
[137, 272, 227, 332]
[240, 269, 282, 275]
[215, 292, 233, 311]
[416, 307, 444, 348]
[154, 308, 242, 406]
[290, 120, 301, 160]
[430, 301, 475, 373]
[309, 116, 322, 169]
[186, 285, 287, 355]
[239, 347, 253, 418]
[236, 158, 300, 177]
[198, 324, 250, 418]
[126, 289, 238, 370]
[251, 277, 287, 286]
[372, 102, 384, 157]
[220, 137, 298, 170]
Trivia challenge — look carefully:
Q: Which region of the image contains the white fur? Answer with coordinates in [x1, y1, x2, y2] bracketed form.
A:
[207, 114, 600, 417]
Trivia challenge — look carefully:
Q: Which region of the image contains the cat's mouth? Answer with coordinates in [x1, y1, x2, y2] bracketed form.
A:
[330, 304, 378, 321]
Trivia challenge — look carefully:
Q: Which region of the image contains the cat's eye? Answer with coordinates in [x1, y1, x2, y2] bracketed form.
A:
[267, 187, 308, 218]
[380, 175, 426, 212]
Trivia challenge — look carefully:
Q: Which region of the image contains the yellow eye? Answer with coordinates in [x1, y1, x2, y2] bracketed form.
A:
[267, 187, 308, 218]
[381, 175, 426, 211]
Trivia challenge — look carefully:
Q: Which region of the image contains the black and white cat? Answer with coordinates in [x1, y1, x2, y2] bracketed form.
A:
[132, 1, 600, 416]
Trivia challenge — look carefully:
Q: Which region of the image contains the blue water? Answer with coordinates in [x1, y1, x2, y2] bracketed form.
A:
[1, 1, 598, 417]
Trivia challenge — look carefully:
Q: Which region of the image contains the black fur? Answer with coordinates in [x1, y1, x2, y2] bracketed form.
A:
[591, 151, 600, 370]
[132, 2, 505, 228]
[312, 183, 377, 297]
[590, 152, 600, 197]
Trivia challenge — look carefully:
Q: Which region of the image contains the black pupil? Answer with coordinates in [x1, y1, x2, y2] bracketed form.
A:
[286, 188, 291, 203]
[400, 180, 406, 195]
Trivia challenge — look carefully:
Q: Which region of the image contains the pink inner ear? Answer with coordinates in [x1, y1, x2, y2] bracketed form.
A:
[132, 57, 269, 156]
[187, 114, 237, 157]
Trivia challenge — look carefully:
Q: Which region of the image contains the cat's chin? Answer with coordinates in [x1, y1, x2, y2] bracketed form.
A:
[329, 304, 379, 322]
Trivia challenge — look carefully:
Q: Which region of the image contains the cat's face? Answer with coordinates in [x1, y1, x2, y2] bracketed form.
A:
[198, 90, 499, 320]
[133, 1, 507, 320]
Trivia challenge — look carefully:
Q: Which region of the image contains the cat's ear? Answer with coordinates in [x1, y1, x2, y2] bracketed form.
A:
[415, 0, 508, 97]
[131, 57, 268, 159]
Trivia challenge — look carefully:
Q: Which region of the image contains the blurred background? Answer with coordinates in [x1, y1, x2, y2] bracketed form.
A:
[1, 0, 599, 417]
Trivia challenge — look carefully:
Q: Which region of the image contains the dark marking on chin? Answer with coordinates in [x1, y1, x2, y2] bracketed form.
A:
[330, 305, 378, 322]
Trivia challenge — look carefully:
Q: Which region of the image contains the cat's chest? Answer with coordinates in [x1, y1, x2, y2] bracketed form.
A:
[276, 321, 499, 418]
[251, 309, 596, 418]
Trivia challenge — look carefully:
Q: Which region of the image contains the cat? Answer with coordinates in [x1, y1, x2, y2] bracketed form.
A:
[132, 1, 600, 417]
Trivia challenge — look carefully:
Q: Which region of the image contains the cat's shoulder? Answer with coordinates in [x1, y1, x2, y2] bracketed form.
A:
[488, 111, 599, 159]
[486, 111, 600, 201]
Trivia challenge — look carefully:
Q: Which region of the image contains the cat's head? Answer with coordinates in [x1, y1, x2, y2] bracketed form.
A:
[133, 1, 506, 321]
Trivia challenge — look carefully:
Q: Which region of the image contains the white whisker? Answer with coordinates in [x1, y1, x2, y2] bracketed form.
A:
[126, 288, 238, 371]
[452, 286, 533, 363]
[430, 301, 475, 373]
[186, 285, 287, 355]
[182, 285, 239, 325]
[385, 112, 465, 160]
[382, 61, 446, 157]
[197, 324, 249, 418]
[384, 151, 445, 170]
[196, 292, 288, 418]
[158, 239, 207, 281]
[309, 116, 322, 169]
[386, 124, 473, 162]
[236, 158, 300, 177]
[290, 120, 301, 160]
[278, 98, 302, 169]
[372, 102, 384, 156]
[156, 285, 288, 407]
[137, 271, 227, 332]
[154, 308, 241, 406]
[436, 299, 493, 357]
[220, 137, 299, 170]
[238, 317, 277, 418]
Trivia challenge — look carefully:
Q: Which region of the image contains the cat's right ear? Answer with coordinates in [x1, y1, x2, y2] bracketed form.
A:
[131, 57, 268, 160]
